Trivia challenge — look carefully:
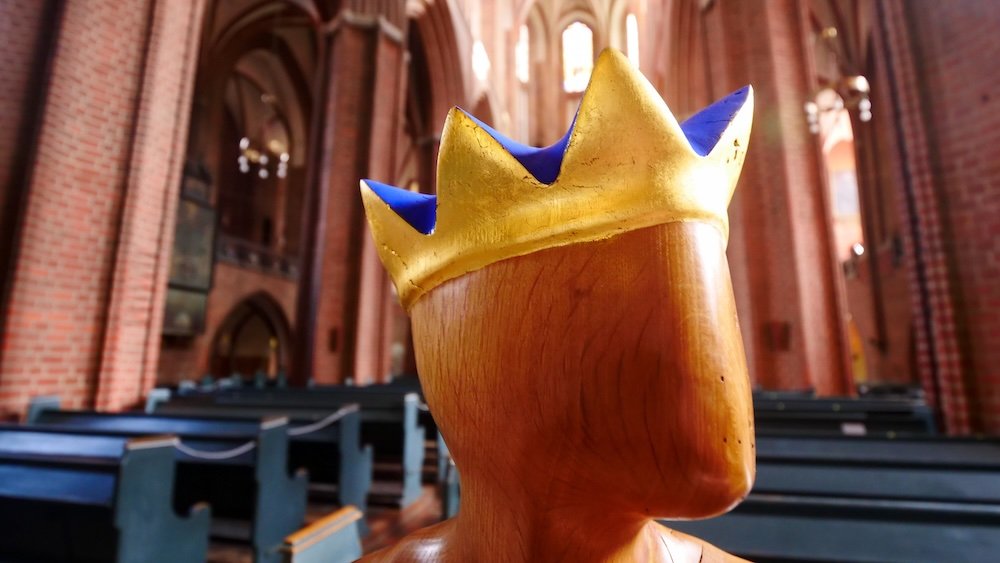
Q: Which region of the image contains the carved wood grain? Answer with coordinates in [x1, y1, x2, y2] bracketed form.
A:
[364, 221, 754, 562]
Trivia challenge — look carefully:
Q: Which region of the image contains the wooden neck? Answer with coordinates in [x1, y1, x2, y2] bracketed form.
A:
[378, 222, 754, 563]
[450, 476, 667, 562]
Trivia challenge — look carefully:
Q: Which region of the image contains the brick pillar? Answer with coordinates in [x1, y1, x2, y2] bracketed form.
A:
[294, 6, 408, 385]
[0, 1, 61, 328]
[0, 0, 206, 416]
[703, 0, 851, 395]
[873, 0, 969, 434]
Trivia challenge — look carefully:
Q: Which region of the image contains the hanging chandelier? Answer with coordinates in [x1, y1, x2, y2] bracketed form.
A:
[804, 75, 872, 135]
[237, 135, 289, 179]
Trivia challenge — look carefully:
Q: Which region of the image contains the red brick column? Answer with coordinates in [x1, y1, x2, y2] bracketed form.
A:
[0, 0, 206, 416]
[902, 1, 1000, 434]
[95, 0, 208, 410]
[703, 0, 851, 395]
[876, 0, 976, 434]
[295, 9, 408, 385]
[0, 2, 59, 293]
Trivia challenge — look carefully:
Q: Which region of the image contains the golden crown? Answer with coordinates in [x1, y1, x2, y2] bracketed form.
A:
[361, 49, 753, 310]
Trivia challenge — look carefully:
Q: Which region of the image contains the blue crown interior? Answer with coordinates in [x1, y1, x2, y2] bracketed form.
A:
[363, 87, 750, 234]
[459, 109, 575, 185]
[363, 180, 437, 235]
[680, 86, 751, 156]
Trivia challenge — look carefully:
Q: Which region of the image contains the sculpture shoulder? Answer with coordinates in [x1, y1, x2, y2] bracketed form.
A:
[359, 521, 456, 563]
[655, 522, 749, 563]
[361, 520, 746, 563]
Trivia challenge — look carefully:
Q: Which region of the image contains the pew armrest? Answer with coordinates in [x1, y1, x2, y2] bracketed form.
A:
[26, 395, 60, 424]
[145, 388, 172, 414]
[281, 506, 363, 563]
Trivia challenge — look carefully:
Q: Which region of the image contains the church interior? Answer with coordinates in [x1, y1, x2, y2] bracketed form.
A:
[2, 0, 1000, 561]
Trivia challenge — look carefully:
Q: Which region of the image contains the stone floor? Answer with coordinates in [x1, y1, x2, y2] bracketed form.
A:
[207, 485, 443, 562]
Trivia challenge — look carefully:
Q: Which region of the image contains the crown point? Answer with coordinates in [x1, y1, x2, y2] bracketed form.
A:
[361, 179, 437, 235]
[681, 86, 754, 156]
[363, 49, 754, 310]
[457, 108, 573, 185]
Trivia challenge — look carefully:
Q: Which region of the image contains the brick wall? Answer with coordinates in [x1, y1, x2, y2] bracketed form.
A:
[157, 262, 296, 384]
[0, 1, 50, 220]
[905, 1, 1000, 432]
[307, 18, 408, 385]
[701, 0, 850, 394]
[93, 0, 207, 409]
[0, 0, 204, 417]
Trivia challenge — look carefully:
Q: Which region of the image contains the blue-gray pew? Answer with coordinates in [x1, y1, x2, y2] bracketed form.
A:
[308, 380, 450, 484]
[27, 408, 307, 563]
[756, 434, 1000, 468]
[0, 428, 210, 562]
[152, 400, 373, 521]
[279, 506, 364, 563]
[441, 458, 460, 520]
[753, 396, 937, 436]
[666, 494, 1000, 563]
[210, 389, 426, 507]
[663, 435, 1000, 562]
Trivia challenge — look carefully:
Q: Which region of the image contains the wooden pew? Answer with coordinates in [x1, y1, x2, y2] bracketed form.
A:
[0, 428, 210, 562]
[756, 434, 1000, 467]
[152, 399, 373, 520]
[28, 407, 307, 563]
[666, 494, 1000, 562]
[280, 506, 364, 563]
[441, 458, 460, 520]
[754, 396, 938, 436]
[297, 381, 450, 484]
[207, 388, 426, 507]
[753, 389, 816, 400]
[665, 434, 1000, 561]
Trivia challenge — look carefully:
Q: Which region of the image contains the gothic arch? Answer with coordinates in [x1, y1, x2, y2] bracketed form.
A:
[210, 291, 292, 377]
[407, 0, 472, 129]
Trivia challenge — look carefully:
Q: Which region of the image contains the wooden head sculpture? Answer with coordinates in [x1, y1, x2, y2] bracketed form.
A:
[361, 49, 754, 562]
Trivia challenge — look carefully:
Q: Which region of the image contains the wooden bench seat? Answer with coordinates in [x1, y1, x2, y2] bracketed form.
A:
[754, 396, 937, 436]
[755, 461, 1000, 503]
[153, 401, 373, 521]
[666, 493, 1000, 562]
[756, 434, 1000, 467]
[27, 408, 307, 563]
[308, 380, 450, 484]
[0, 428, 210, 562]
[279, 506, 364, 563]
[662, 435, 1000, 561]
[197, 388, 426, 507]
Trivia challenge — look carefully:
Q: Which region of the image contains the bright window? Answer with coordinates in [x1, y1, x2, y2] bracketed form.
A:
[472, 41, 491, 82]
[516, 25, 530, 84]
[562, 22, 593, 93]
[626, 14, 639, 67]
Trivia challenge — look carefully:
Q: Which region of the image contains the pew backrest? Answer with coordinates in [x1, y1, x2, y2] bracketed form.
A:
[0, 428, 210, 562]
[756, 434, 1000, 469]
[210, 389, 425, 507]
[26, 410, 307, 563]
[153, 401, 373, 516]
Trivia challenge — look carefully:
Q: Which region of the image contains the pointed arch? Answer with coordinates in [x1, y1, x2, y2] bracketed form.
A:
[407, 0, 472, 129]
[210, 291, 292, 377]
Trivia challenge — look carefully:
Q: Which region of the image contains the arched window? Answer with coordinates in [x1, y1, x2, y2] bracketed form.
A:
[562, 22, 593, 93]
[515, 24, 530, 84]
[472, 40, 491, 82]
[626, 13, 640, 66]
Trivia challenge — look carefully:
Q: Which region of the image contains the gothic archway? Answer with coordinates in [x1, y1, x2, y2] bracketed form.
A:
[210, 292, 292, 378]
